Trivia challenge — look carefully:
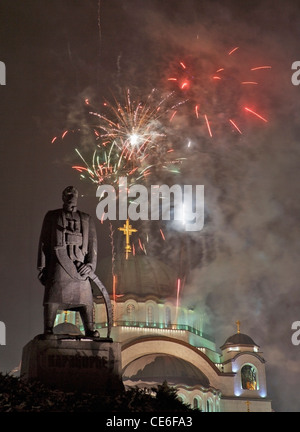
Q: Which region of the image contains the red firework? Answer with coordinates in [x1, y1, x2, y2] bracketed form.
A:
[167, 46, 271, 138]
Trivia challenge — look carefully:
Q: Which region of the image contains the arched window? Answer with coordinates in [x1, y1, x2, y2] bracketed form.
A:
[147, 305, 154, 325]
[241, 364, 258, 390]
[165, 307, 171, 327]
[206, 399, 210, 412]
[126, 304, 136, 323]
[177, 393, 185, 404]
[193, 397, 199, 409]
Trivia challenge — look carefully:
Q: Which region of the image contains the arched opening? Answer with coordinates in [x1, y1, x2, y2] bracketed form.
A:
[206, 399, 210, 412]
[126, 303, 136, 323]
[177, 393, 185, 404]
[165, 307, 171, 327]
[241, 364, 258, 390]
[193, 397, 201, 410]
[147, 305, 154, 325]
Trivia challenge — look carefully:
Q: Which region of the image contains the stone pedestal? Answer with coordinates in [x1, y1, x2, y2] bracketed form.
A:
[21, 335, 124, 394]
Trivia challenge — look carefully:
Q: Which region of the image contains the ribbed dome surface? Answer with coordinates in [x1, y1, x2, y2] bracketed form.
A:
[123, 354, 210, 388]
[97, 254, 177, 298]
[222, 332, 258, 348]
[53, 322, 83, 335]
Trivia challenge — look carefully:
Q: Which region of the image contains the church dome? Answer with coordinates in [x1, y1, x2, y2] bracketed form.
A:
[97, 254, 177, 299]
[220, 332, 258, 349]
[53, 322, 83, 336]
[123, 354, 210, 388]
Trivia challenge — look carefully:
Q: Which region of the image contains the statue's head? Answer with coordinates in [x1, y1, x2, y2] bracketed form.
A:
[62, 186, 78, 211]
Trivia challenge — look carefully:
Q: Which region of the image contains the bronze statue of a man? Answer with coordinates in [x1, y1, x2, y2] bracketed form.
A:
[37, 186, 99, 337]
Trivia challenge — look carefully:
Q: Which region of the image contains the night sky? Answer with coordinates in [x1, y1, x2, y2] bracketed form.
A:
[1, 0, 300, 412]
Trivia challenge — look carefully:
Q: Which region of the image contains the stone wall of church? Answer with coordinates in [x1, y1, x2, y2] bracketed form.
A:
[220, 398, 272, 412]
[94, 300, 216, 352]
[177, 387, 221, 412]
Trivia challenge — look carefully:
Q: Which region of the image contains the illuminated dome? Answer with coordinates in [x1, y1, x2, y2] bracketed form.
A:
[123, 354, 210, 388]
[220, 332, 258, 349]
[53, 322, 83, 335]
[97, 254, 177, 298]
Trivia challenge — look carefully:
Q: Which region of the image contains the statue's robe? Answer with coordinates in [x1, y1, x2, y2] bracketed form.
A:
[37, 209, 97, 308]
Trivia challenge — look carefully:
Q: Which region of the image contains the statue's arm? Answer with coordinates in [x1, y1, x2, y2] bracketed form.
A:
[76, 215, 97, 278]
[37, 212, 51, 284]
[85, 216, 97, 272]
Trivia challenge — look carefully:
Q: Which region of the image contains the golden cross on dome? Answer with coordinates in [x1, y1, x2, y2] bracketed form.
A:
[118, 219, 137, 258]
[63, 310, 70, 323]
[236, 320, 241, 334]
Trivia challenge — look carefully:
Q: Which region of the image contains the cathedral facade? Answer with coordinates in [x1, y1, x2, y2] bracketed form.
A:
[55, 249, 272, 413]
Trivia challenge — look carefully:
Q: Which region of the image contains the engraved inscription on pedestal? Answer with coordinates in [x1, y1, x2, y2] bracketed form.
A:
[21, 335, 124, 394]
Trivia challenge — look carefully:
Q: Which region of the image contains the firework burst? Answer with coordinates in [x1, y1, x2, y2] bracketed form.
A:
[90, 89, 167, 159]
[72, 89, 184, 186]
[166, 46, 271, 138]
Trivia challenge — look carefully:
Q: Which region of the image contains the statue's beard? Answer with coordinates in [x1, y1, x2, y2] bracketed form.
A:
[63, 203, 77, 212]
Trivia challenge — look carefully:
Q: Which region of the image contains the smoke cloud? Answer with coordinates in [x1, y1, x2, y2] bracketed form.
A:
[1, 0, 300, 412]
[111, 0, 300, 412]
